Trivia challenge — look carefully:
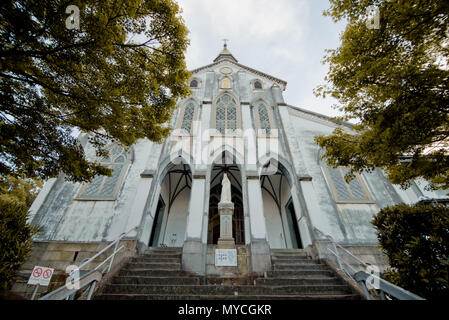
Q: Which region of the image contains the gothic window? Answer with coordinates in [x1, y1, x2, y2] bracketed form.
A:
[220, 77, 232, 89]
[181, 102, 195, 133]
[190, 79, 198, 88]
[215, 93, 239, 134]
[257, 102, 271, 134]
[77, 145, 130, 200]
[253, 100, 275, 135]
[322, 160, 373, 203]
[254, 80, 262, 90]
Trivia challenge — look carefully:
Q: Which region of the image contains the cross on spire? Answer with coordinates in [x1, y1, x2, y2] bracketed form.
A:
[222, 38, 229, 48]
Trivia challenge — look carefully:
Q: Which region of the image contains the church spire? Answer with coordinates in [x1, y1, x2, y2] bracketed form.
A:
[213, 40, 238, 63]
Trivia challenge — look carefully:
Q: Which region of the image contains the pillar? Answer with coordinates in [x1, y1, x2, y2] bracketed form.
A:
[182, 174, 207, 275]
[247, 175, 272, 274]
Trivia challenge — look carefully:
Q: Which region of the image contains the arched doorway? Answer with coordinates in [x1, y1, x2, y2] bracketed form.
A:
[148, 162, 192, 247]
[207, 153, 245, 245]
[260, 159, 303, 249]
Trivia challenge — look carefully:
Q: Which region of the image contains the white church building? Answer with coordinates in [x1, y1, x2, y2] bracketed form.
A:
[25, 45, 446, 278]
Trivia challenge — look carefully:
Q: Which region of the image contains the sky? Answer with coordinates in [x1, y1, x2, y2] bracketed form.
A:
[176, 0, 347, 118]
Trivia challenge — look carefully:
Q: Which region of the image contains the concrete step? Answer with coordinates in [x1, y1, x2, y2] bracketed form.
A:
[145, 247, 182, 254]
[255, 277, 343, 286]
[266, 270, 335, 278]
[273, 264, 329, 271]
[140, 253, 182, 259]
[111, 276, 200, 285]
[272, 258, 318, 264]
[95, 293, 361, 300]
[131, 256, 180, 263]
[101, 284, 353, 295]
[126, 262, 181, 270]
[119, 269, 187, 277]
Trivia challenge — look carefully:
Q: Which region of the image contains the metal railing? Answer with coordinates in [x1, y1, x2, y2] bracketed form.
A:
[38, 226, 138, 300]
[313, 227, 425, 300]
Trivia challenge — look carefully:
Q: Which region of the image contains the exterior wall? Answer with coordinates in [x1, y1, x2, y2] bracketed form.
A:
[30, 138, 160, 242]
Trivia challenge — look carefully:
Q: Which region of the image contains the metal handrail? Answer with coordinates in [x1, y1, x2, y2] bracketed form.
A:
[38, 226, 138, 300]
[313, 226, 425, 300]
[314, 227, 370, 268]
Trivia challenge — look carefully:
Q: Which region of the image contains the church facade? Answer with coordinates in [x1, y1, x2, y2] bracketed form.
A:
[26, 45, 447, 277]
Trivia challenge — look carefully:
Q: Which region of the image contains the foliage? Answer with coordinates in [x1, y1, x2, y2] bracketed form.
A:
[372, 203, 449, 299]
[0, 175, 41, 291]
[0, 0, 191, 182]
[0, 175, 42, 207]
[315, 0, 449, 190]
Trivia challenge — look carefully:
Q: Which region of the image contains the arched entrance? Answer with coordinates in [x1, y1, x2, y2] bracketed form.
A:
[207, 153, 245, 245]
[148, 161, 192, 247]
[260, 158, 303, 249]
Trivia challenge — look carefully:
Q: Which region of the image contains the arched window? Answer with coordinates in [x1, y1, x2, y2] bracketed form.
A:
[215, 93, 238, 134]
[253, 100, 275, 135]
[181, 102, 195, 133]
[254, 80, 262, 90]
[257, 102, 271, 134]
[220, 77, 232, 89]
[77, 145, 130, 200]
[321, 160, 373, 203]
[190, 79, 198, 88]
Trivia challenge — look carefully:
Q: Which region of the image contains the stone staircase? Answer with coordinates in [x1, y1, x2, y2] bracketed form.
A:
[94, 247, 362, 300]
[263, 249, 361, 300]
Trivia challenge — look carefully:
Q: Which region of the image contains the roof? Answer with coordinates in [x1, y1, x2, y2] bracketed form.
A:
[191, 44, 288, 91]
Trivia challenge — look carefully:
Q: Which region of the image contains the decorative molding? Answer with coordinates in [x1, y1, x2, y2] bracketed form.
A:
[140, 170, 155, 178]
[190, 60, 287, 91]
[247, 175, 260, 180]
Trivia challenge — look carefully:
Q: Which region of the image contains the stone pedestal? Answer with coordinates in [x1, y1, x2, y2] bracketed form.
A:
[217, 201, 235, 247]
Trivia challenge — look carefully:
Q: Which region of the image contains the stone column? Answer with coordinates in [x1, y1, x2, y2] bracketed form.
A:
[247, 174, 272, 275]
[182, 174, 206, 275]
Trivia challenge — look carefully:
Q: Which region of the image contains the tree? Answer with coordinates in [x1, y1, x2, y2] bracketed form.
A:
[372, 203, 449, 299]
[0, 0, 191, 183]
[0, 175, 41, 291]
[315, 0, 449, 190]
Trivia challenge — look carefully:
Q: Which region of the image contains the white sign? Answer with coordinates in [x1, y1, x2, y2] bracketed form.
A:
[215, 249, 237, 267]
[28, 266, 54, 286]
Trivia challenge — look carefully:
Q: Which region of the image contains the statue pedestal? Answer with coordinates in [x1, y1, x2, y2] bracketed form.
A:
[217, 201, 235, 247]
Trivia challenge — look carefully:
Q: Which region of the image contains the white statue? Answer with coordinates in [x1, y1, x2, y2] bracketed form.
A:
[220, 173, 232, 203]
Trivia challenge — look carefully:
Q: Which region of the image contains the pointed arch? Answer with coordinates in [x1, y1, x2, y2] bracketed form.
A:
[211, 92, 242, 135]
[175, 98, 200, 135]
[76, 143, 132, 200]
[251, 99, 276, 136]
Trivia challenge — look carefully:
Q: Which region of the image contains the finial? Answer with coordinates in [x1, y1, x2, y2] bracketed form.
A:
[222, 38, 229, 48]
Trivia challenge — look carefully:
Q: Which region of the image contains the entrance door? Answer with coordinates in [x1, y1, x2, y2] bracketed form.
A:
[149, 197, 165, 247]
[285, 198, 302, 249]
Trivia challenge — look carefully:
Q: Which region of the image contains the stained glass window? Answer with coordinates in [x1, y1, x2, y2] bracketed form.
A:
[257, 103, 271, 134]
[323, 161, 372, 203]
[254, 80, 262, 89]
[181, 102, 195, 133]
[78, 145, 129, 199]
[190, 79, 198, 88]
[215, 94, 238, 134]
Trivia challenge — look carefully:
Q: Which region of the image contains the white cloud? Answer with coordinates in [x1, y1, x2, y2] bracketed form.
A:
[176, 0, 345, 118]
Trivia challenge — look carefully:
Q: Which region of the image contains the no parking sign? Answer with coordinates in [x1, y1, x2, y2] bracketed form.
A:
[28, 266, 54, 286]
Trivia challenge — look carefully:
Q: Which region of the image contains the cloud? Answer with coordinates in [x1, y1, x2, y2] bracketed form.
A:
[177, 0, 309, 66]
[176, 0, 345, 118]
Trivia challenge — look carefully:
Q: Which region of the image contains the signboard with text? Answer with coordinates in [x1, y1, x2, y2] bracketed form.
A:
[215, 249, 237, 267]
[28, 266, 54, 286]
